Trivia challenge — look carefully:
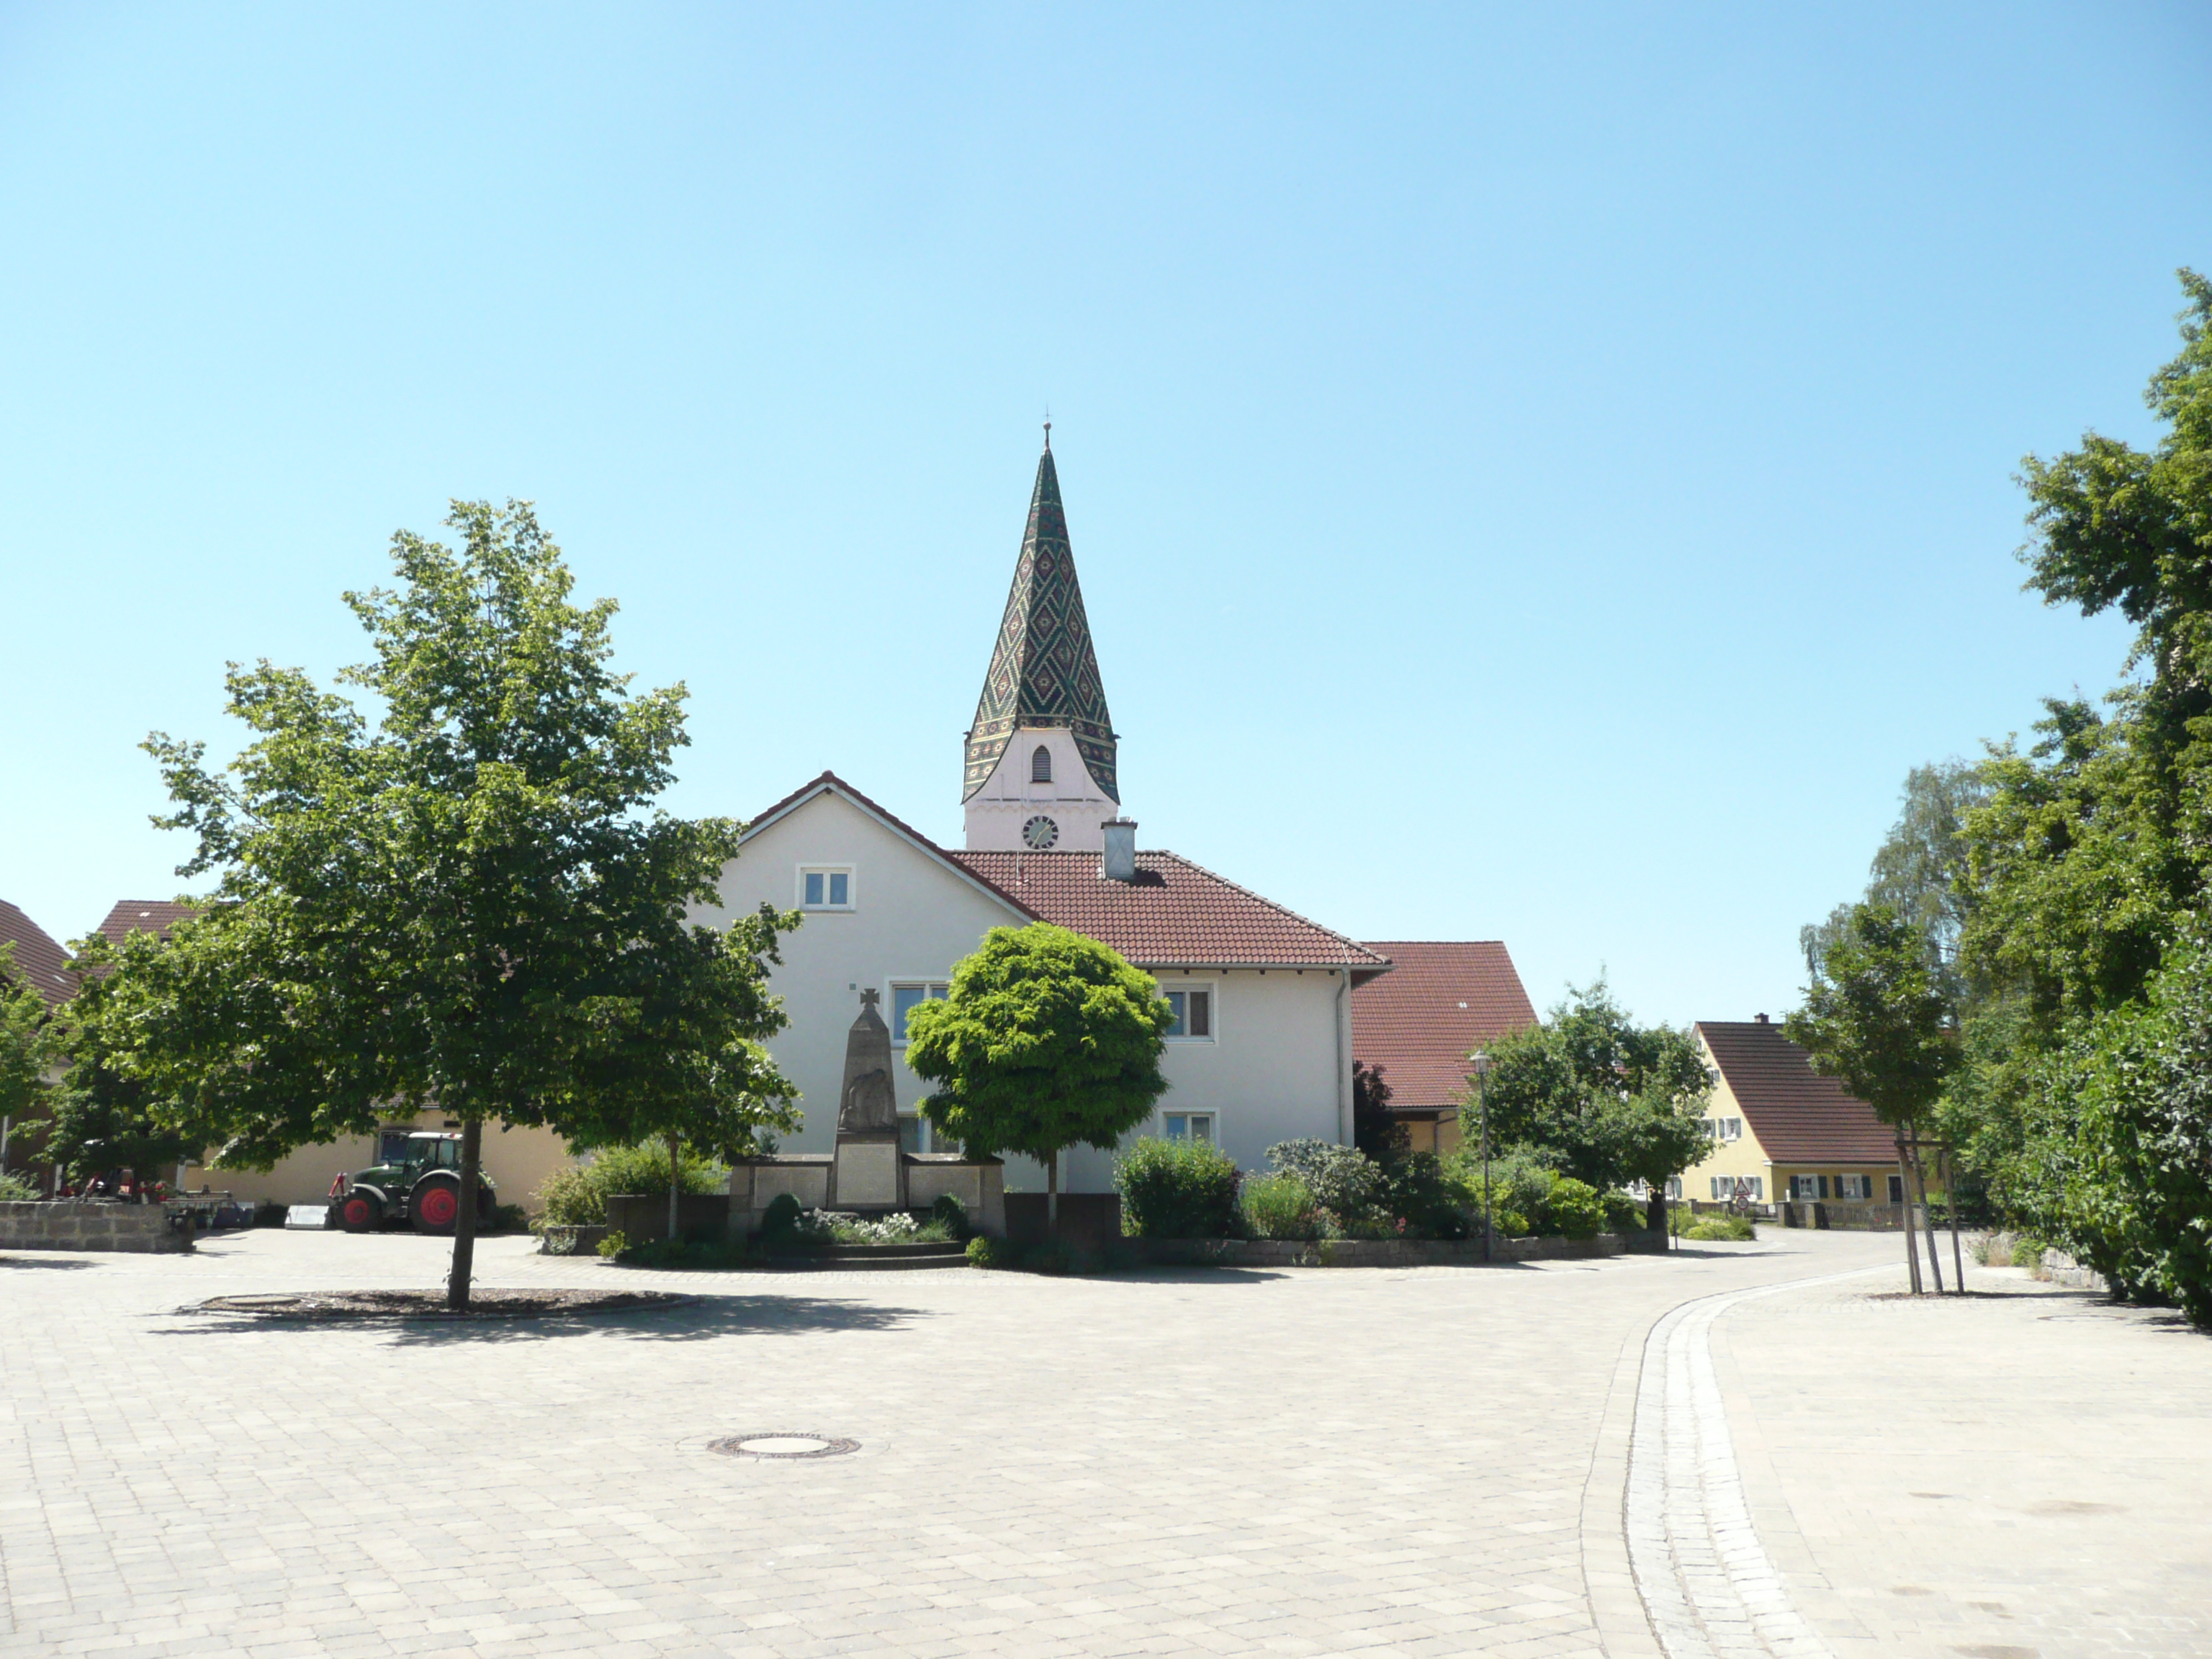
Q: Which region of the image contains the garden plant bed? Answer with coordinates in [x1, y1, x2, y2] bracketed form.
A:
[193, 1288, 696, 1320]
[763, 1241, 969, 1270]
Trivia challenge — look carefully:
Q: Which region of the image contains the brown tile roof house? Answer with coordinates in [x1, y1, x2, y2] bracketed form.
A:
[95, 900, 198, 949]
[0, 901, 77, 1007]
[1350, 941, 1536, 1112]
[1695, 1017, 1897, 1163]
[946, 851, 1393, 977]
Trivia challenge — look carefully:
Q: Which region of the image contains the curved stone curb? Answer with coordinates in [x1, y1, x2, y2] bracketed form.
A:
[1622, 1268, 1890, 1658]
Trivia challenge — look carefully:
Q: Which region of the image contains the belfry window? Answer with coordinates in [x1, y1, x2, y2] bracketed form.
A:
[1031, 745, 1053, 783]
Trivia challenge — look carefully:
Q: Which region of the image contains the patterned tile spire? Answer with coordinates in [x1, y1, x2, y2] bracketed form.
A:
[963, 438, 1118, 803]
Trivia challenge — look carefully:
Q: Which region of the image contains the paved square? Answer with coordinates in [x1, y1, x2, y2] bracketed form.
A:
[0, 1227, 2204, 1658]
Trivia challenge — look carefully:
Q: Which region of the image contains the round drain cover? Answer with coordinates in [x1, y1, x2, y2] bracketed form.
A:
[709, 1433, 858, 1460]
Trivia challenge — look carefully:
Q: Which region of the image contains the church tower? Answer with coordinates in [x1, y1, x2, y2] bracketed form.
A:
[962, 433, 1122, 853]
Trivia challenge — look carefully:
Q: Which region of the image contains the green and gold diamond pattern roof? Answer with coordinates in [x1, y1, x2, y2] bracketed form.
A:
[963, 445, 1119, 803]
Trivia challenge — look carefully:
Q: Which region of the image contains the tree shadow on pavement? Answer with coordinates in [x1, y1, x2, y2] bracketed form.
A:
[0, 1254, 99, 1269]
[154, 1292, 934, 1346]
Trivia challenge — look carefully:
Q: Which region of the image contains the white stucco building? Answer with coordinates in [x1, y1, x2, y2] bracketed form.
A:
[698, 439, 1392, 1193]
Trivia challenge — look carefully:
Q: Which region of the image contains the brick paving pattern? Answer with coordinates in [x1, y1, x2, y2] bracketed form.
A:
[0, 1226, 2204, 1658]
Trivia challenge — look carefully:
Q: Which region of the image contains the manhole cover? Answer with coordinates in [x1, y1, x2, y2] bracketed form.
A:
[709, 1434, 858, 1460]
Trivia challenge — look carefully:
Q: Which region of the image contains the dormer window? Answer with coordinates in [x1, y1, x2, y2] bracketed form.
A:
[1031, 745, 1053, 783]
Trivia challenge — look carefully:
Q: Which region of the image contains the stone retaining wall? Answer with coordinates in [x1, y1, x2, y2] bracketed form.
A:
[0, 1201, 192, 1254]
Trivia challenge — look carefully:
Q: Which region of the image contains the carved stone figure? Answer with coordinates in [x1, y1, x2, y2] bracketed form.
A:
[836, 988, 900, 1137]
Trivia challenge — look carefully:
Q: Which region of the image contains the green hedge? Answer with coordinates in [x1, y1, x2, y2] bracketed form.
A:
[1115, 1136, 1243, 1238]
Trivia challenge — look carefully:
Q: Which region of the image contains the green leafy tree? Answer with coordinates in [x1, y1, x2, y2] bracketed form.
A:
[0, 942, 66, 1179]
[1802, 759, 1989, 996]
[1465, 979, 1712, 1228]
[559, 903, 803, 1239]
[905, 923, 1173, 1226]
[1785, 902, 1955, 1287]
[102, 500, 786, 1308]
[1936, 272, 2212, 1313]
[1786, 905, 1955, 1128]
[44, 936, 199, 1188]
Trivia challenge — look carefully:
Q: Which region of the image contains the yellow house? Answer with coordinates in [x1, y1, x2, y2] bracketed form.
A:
[1686, 1016, 1905, 1211]
[181, 1114, 577, 1213]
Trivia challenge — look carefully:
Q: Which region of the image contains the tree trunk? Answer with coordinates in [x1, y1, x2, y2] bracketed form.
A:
[1896, 1137, 1923, 1295]
[667, 1130, 682, 1242]
[1046, 1148, 1058, 1235]
[1909, 1129, 1944, 1293]
[1946, 1147, 1966, 1294]
[446, 1117, 482, 1313]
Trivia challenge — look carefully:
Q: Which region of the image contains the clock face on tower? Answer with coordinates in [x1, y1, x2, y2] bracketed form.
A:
[1022, 814, 1060, 850]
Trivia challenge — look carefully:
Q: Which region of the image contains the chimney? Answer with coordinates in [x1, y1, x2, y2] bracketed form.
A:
[1754, 1012, 1768, 1025]
[1102, 819, 1138, 883]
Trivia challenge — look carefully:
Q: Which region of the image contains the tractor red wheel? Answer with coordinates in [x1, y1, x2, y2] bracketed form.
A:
[340, 1193, 381, 1233]
[411, 1177, 461, 1234]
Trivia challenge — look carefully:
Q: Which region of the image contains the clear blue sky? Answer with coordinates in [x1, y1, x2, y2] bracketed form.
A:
[3, 3, 2205, 1027]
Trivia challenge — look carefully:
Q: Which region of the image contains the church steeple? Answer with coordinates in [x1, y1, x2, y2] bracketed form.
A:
[962, 440, 1119, 808]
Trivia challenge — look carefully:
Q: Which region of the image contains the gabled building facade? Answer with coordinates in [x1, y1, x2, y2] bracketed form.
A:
[1682, 1015, 1904, 1208]
[701, 439, 1393, 1194]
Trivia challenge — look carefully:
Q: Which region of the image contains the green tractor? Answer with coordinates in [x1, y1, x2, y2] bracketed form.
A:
[328, 1133, 496, 1235]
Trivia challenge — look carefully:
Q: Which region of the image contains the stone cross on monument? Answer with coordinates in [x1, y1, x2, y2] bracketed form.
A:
[831, 987, 906, 1208]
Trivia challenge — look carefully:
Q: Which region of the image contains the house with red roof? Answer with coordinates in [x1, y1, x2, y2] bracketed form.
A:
[1683, 1015, 1905, 1210]
[0, 900, 78, 1009]
[696, 439, 1395, 1195]
[1349, 941, 1535, 1154]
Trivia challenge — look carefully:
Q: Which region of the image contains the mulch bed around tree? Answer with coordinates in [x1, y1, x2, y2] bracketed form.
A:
[192, 1288, 695, 1321]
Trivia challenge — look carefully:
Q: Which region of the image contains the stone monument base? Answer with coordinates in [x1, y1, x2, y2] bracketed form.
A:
[726, 1154, 1005, 1240]
[833, 1133, 903, 1209]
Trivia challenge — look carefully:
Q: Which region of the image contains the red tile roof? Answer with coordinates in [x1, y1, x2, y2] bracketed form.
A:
[95, 901, 198, 950]
[0, 901, 77, 1007]
[1349, 941, 1536, 1110]
[1696, 1020, 1899, 1164]
[947, 850, 1392, 976]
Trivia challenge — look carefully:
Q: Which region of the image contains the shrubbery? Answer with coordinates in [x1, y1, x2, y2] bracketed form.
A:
[1673, 1211, 1756, 1242]
[1243, 1172, 1320, 1240]
[0, 1173, 41, 1202]
[1115, 1136, 1243, 1238]
[534, 1143, 727, 1226]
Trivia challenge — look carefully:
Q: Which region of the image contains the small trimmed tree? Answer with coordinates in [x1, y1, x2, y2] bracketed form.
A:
[905, 923, 1174, 1227]
[1785, 902, 1956, 1291]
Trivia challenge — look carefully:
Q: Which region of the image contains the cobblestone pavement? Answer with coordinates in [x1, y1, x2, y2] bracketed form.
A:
[1715, 1262, 2212, 1659]
[0, 1226, 2203, 1658]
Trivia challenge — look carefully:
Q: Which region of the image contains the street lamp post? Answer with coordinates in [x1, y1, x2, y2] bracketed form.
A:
[1471, 1050, 1493, 1262]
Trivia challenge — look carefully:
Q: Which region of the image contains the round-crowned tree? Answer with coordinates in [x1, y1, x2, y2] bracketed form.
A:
[904, 923, 1174, 1227]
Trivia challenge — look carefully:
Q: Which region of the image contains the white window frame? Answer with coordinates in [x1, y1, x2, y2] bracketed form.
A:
[1161, 1110, 1218, 1145]
[1722, 1117, 1743, 1141]
[887, 980, 950, 1045]
[1159, 979, 1218, 1043]
[1835, 1173, 1872, 1200]
[796, 865, 856, 912]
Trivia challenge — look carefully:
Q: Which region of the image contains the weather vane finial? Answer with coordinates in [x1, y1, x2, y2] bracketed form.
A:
[1043, 406, 1051, 451]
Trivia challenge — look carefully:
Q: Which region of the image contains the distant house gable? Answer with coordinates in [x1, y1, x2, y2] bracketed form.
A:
[0, 901, 77, 1007]
[1694, 1017, 1897, 1164]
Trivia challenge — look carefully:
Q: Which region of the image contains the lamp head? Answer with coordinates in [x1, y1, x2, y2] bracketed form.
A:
[1470, 1049, 1491, 1080]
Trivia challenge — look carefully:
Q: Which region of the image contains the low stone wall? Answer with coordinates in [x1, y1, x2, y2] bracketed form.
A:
[604, 1193, 730, 1245]
[1126, 1231, 1661, 1269]
[1005, 1192, 1118, 1249]
[0, 1201, 192, 1254]
[536, 1224, 612, 1256]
